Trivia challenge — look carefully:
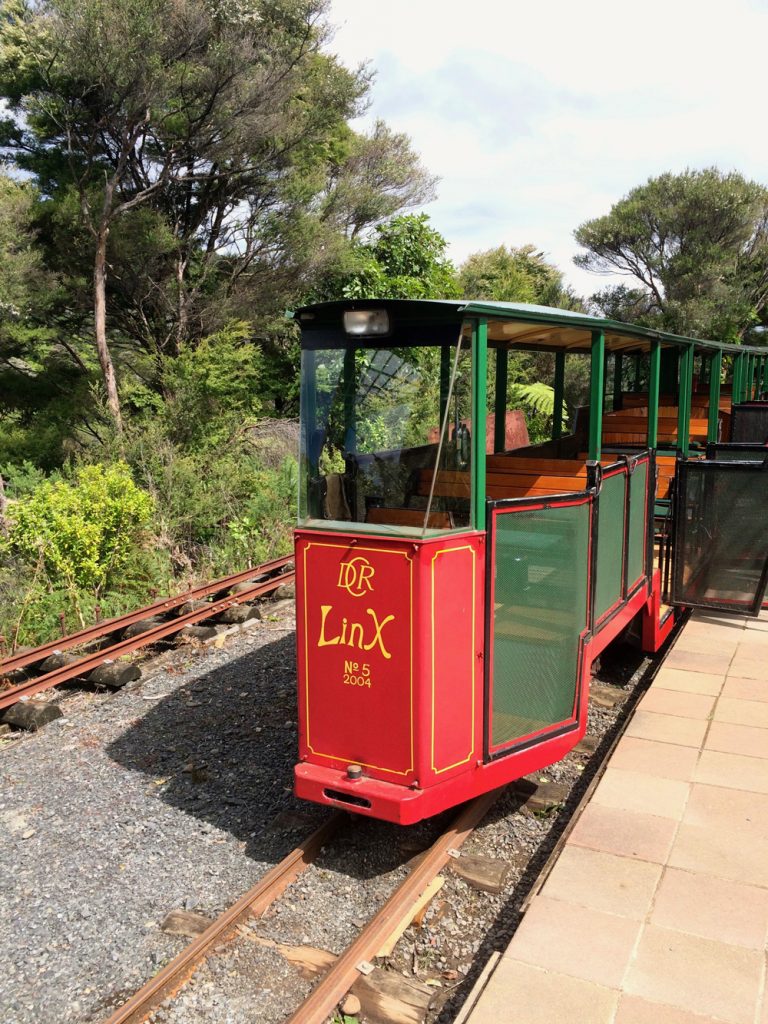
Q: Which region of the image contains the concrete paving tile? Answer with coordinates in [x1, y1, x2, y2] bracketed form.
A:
[615, 994, 736, 1024]
[689, 611, 746, 631]
[592, 768, 690, 821]
[610, 737, 700, 782]
[623, 924, 763, 1024]
[735, 626, 768, 645]
[652, 668, 724, 696]
[693, 748, 768, 794]
[638, 689, 716, 720]
[683, 782, 768, 842]
[722, 676, 768, 702]
[664, 648, 735, 675]
[625, 710, 708, 748]
[705, 721, 768, 759]
[669, 822, 768, 888]
[714, 696, 768, 728]
[674, 632, 740, 656]
[468, 959, 619, 1024]
[726, 655, 767, 681]
[735, 627, 768, 647]
[506, 895, 641, 989]
[569, 803, 678, 864]
[540, 845, 662, 920]
[650, 866, 768, 949]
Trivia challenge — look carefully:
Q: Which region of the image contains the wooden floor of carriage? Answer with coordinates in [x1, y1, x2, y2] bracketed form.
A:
[459, 609, 768, 1024]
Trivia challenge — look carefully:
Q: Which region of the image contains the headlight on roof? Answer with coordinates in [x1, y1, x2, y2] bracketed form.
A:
[343, 309, 390, 336]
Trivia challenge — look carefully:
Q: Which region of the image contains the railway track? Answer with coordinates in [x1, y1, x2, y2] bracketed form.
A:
[96, 628, 674, 1024]
[0, 555, 294, 713]
[101, 791, 503, 1024]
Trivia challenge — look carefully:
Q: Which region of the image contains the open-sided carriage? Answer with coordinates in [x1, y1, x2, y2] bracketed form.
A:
[291, 300, 768, 823]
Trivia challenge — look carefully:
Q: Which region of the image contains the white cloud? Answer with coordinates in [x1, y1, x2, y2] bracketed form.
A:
[328, 0, 768, 297]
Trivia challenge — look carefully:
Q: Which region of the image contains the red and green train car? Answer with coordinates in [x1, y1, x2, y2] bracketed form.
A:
[291, 300, 768, 823]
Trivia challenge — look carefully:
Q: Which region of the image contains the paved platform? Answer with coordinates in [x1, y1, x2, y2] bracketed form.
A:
[464, 609, 768, 1024]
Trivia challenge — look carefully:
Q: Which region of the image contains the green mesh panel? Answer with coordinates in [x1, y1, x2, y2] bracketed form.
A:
[594, 473, 626, 621]
[491, 502, 590, 749]
[673, 462, 768, 613]
[626, 461, 648, 587]
[710, 445, 766, 462]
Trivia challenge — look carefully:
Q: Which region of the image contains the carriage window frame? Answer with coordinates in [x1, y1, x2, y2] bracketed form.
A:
[297, 318, 479, 537]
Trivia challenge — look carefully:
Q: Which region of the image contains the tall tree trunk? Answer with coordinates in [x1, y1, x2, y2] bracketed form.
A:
[93, 219, 123, 432]
[0, 474, 8, 538]
[175, 255, 188, 355]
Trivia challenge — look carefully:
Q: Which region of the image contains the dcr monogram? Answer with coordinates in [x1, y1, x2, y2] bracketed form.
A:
[337, 556, 375, 597]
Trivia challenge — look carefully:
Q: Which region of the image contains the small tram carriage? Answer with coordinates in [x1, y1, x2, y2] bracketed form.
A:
[292, 300, 768, 823]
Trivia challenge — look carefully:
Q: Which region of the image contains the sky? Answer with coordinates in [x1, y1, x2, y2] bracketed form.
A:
[328, 0, 768, 298]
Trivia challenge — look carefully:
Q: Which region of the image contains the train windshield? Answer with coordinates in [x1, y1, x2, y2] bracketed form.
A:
[299, 330, 473, 534]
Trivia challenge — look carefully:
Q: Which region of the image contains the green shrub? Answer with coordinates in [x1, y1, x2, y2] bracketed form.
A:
[4, 462, 154, 596]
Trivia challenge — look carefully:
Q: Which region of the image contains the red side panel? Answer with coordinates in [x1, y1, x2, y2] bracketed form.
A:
[296, 534, 416, 782]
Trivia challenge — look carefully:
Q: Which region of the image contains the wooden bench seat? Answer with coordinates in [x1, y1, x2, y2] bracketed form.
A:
[622, 394, 732, 413]
[601, 412, 709, 445]
[412, 456, 590, 502]
[366, 506, 454, 529]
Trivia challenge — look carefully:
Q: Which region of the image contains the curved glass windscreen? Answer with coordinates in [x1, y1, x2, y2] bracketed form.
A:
[299, 331, 473, 533]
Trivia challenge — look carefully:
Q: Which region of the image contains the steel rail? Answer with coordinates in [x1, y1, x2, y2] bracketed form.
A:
[100, 812, 345, 1024]
[283, 786, 505, 1024]
[0, 554, 292, 675]
[0, 570, 294, 711]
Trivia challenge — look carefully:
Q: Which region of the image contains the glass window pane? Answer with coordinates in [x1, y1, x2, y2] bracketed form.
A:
[299, 333, 473, 533]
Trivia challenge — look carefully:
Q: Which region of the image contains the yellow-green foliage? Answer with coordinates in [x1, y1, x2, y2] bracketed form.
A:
[5, 462, 153, 596]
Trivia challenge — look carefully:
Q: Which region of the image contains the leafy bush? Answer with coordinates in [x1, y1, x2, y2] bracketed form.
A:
[4, 462, 154, 595]
[162, 321, 264, 447]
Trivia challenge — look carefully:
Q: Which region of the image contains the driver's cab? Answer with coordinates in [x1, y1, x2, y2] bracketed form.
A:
[297, 301, 476, 536]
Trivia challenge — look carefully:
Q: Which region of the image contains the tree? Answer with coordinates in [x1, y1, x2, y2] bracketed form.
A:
[318, 120, 438, 239]
[0, 170, 95, 467]
[459, 244, 583, 309]
[574, 168, 768, 341]
[0, 0, 368, 427]
[311, 213, 460, 300]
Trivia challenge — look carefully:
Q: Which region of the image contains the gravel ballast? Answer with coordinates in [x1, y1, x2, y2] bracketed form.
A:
[0, 599, 671, 1024]
[0, 606, 320, 1024]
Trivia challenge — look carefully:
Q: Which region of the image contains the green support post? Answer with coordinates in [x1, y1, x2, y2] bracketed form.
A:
[730, 355, 739, 405]
[613, 352, 623, 410]
[762, 355, 768, 398]
[472, 319, 488, 532]
[677, 344, 694, 456]
[588, 330, 605, 461]
[707, 351, 722, 444]
[748, 354, 756, 400]
[552, 350, 565, 440]
[647, 340, 660, 450]
[342, 346, 356, 454]
[734, 352, 746, 403]
[493, 346, 508, 452]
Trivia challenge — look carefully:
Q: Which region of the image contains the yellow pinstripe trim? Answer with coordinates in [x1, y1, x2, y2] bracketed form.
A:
[302, 540, 414, 776]
[430, 545, 476, 775]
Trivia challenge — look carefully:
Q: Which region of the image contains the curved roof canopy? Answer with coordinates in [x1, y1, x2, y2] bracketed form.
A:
[295, 299, 766, 355]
